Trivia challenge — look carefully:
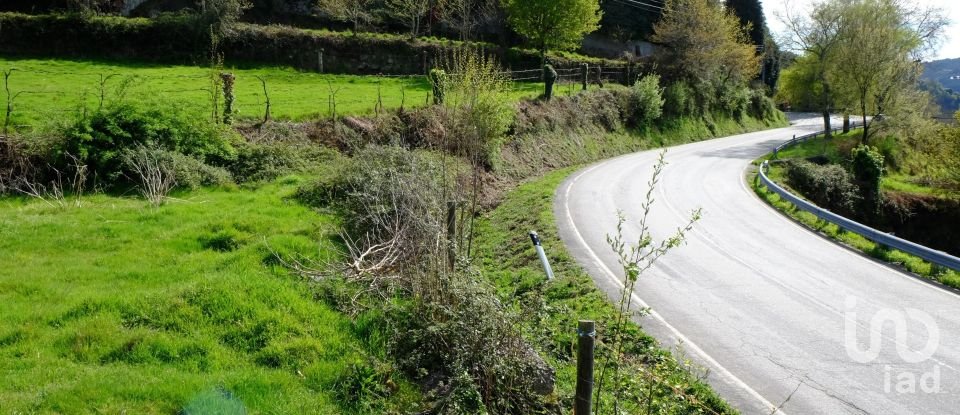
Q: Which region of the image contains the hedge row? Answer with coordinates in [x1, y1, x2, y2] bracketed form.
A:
[0, 12, 629, 75]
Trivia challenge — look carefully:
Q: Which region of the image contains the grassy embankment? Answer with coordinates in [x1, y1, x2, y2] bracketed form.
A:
[751, 131, 960, 286]
[0, 57, 543, 127]
[472, 168, 736, 413]
[0, 178, 420, 414]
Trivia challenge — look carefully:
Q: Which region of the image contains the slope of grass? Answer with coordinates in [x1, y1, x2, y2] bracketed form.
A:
[0, 56, 542, 128]
[0, 178, 419, 414]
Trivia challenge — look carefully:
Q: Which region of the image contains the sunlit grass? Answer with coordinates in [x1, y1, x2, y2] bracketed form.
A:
[0, 56, 543, 129]
[0, 177, 418, 414]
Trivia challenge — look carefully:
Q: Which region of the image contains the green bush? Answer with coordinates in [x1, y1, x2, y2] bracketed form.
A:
[125, 147, 233, 189]
[59, 104, 236, 186]
[748, 88, 777, 121]
[785, 159, 862, 216]
[228, 141, 337, 183]
[663, 81, 696, 118]
[851, 144, 885, 211]
[717, 83, 750, 119]
[628, 74, 665, 127]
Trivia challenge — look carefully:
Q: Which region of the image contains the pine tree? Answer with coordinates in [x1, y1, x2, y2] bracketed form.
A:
[724, 0, 766, 47]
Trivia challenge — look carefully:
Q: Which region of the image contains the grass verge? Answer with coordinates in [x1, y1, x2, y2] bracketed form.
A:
[0, 177, 419, 414]
[472, 168, 737, 413]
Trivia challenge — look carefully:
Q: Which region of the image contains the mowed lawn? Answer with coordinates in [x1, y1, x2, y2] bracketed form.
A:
[0, 178, 416, 413]
[0, 57, 543, 128]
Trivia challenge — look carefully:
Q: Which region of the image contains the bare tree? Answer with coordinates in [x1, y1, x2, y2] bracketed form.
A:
[440, 0, 496, 41]
[386, 0, 434, 38]
[317, 0, 377, 33]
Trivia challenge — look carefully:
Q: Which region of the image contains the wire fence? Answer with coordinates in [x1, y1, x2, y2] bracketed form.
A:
[1, 63, 635, 130]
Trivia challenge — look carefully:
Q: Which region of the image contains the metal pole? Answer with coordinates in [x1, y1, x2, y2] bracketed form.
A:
[529, 231, 555, 280]
[575, 320, 596, 415]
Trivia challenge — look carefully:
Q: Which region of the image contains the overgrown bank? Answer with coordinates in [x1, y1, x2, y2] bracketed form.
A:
[286, 77, 784, 411]
[752, 123, 960, 288]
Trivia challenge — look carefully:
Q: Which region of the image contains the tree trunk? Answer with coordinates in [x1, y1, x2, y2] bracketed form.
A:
[820, 72, 832, 138]
[861, 113, 869, 145]
[822, 111, 832, 138]
[860, 94, 869, 144]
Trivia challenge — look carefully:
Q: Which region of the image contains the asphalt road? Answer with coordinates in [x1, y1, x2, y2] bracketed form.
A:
[554, 116, 960, 414]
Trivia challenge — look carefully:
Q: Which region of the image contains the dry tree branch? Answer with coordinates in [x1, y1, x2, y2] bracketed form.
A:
[124, 147, 176, 206]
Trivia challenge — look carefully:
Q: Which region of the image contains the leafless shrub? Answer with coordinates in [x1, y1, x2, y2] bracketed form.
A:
[293, 144, 554, 411]
[1, 143, 88, 209]
[123, 146, 177, 206]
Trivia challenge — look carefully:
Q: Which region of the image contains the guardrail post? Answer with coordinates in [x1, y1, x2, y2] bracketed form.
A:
[529, 231, 555, 280]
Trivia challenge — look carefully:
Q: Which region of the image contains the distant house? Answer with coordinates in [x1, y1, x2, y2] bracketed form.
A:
[580, 34, 657, 60]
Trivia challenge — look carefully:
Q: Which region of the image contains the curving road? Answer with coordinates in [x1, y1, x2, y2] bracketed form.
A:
[554, 116, 960, 414]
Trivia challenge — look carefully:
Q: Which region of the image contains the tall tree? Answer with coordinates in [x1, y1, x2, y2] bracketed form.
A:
[501, 0, 602, 61]
[386, 0, 434, 38]
[440, 0, 497, 41]
[831, 0, 946, 142]
[725, 0, 767, 47]
[652, 0, 760, 92]
[780, 0, 845, 136]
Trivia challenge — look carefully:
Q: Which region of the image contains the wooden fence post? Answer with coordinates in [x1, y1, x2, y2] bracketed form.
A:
[575, 320, 596, 415]
[581, 63, 589, 91]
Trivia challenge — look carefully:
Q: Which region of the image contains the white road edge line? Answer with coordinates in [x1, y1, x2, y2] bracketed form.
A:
[561, 163, 786, 415]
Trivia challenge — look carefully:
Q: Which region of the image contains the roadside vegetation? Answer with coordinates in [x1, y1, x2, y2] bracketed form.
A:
[754, 0, 960, 286]
[0, 0, 793, 412]
[472, 168, 732, 414]
[752, 112, 960, 288]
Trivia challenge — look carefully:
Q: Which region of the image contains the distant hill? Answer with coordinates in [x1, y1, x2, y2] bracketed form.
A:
[923, 58, 960, 90]
[922, 58, 960, 114]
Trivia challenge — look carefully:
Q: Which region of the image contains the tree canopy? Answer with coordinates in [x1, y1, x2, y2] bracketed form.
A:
[501, 0, 602, 59]
[652, 0, 760, 90]
[780, 0, 947, 141]
[726, 0, 767, 47]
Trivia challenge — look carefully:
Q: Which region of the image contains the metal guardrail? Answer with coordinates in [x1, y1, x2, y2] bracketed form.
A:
[772, 121, 863, 158]
[759, 156, 960, 272]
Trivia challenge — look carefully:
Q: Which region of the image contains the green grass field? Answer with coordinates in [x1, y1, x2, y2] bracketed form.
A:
[0, 57, 544, 129]
[0, 177, 418, 414]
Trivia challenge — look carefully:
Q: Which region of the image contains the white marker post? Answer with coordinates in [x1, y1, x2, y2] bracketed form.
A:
[529, 231, 555, 280]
